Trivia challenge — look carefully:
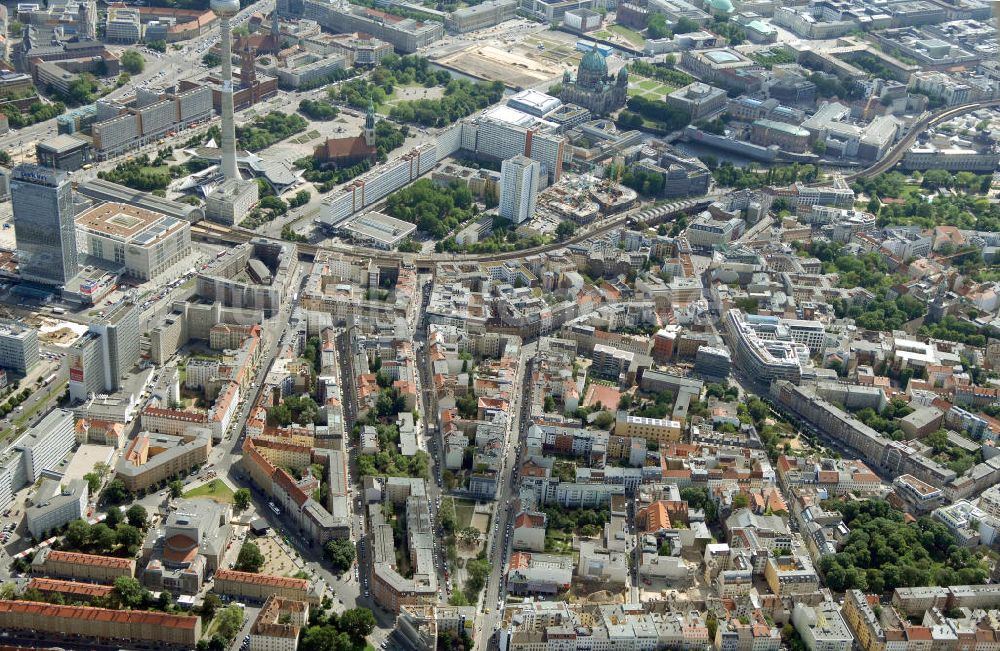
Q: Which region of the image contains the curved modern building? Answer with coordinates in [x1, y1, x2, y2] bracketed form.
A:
[725, 309, 804, 384]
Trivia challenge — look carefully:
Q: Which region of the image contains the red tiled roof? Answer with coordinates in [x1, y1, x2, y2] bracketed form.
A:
[142, 406, 207, 423]
[44, 550, 133, 569]
[515, 512, 545, 529]
[242, 439, 279, 482]
[274, 469, 309, 507]
[28, 578, 114, 598]
[509, 552, 531, 570]
[315, 136, 376, 162]
[0, 600, 197, 628]
[215, 569, 309, 590]
[906, 627, 933, 641]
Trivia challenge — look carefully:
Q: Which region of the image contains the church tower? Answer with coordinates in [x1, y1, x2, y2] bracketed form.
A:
[364, 97, 377, 147]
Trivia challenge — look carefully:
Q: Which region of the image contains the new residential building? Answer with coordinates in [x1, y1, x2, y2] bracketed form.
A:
[499, 155, 540, 225]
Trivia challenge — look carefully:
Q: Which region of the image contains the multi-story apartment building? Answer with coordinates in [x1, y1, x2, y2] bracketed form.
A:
[726, 311, 804, 384]
[15, 409, 76, 483]
[25, 478, 88, 538]
[91, 87, 212, 159]
[250, 596, 309, 651]
[791, 602, 854, 651]
[32, 549, 136, 582]
[196, 239, 297, 318]
[0, 320, 39, 375]
[445, 0, 516, 32]
[0, 600, 200, 647]
[11, 165, 79, 286]
[613, 413, 683, 443]
[26, 577, 114, 603]
[300, 0, 443, 52]
[499, 155, 540, 225]
[764, 555, 820, 595]
[213, 569, 321, 604]
[114, 429, 212, 492]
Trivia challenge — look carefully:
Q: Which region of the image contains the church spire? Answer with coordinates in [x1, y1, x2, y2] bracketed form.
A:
[365, 96, 376, 130]
[364, 96, 376, 146]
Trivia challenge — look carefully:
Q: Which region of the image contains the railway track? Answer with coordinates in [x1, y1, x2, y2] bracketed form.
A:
[845, 99, 1000, 182]
[191, 196, 713, 265]
[192, 100, 1000, 263]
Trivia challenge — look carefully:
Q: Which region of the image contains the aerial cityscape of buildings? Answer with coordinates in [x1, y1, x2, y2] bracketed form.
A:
[4, 0, 1000, 650]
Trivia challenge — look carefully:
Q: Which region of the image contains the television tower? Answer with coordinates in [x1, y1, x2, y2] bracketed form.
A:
[212, 0, 241, 181]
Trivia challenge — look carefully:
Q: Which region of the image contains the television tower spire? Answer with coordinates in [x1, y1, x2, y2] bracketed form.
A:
[211, 0, 241, 181]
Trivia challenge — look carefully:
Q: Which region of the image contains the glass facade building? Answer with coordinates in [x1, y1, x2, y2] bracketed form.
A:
[11, 165, 78, 286]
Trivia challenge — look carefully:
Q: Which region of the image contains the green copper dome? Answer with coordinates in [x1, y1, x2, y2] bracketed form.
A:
[579, 47, 608, 77]
[707, 0, 734, 13]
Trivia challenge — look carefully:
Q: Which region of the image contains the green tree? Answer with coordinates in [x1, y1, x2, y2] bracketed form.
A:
[234, 488, 251, 511]
[104, 506, 123, 529]
[126, 504, 148, 530]
[674, 16, 700, 33]
[121, 50, 145, 75]
[201, 592, 222, 619]
[103, 478, 130, 505]
[593, 411, 615, 430]
[83, 472, 102, 494]
[169, 480, 184, 498]
[112, 576, 146, 609]
[235, 542, 265, 572]
[555, 220, 576, 241]
[301, 626, 351, 651]
[465, 558, 490, 595]
[89, 523, 117, 552]
[922, 169, 953, 189]
[216, 605, 245, 640]
[116, 523, 143, 551]
[646, 13, 671, 38]
[65, 518, 90, 549]
[339, 608, 377, 642]
[732, 494, 750, 509]
[324, 539, 357, 572]
[458, 527, 482, 545]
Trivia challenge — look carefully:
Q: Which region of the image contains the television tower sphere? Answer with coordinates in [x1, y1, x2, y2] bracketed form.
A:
[211, 0, 240, 17]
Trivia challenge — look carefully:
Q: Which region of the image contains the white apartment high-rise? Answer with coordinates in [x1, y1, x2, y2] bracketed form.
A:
[0, 320, 39, 376]
[90, 300, 140, 392]
[14, 409, 76, 482]
[499, 155, 540, 225]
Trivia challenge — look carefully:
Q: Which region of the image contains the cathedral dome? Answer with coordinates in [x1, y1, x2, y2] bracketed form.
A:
[707, 0, 734, 13]
[579, 47, 608, 78]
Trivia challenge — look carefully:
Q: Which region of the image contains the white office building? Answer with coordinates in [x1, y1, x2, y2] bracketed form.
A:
[14, 409, 76, 483]
[0, 320, 39, 375]
[499, 155, 540, 225]
[25, 478, 88, 538]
